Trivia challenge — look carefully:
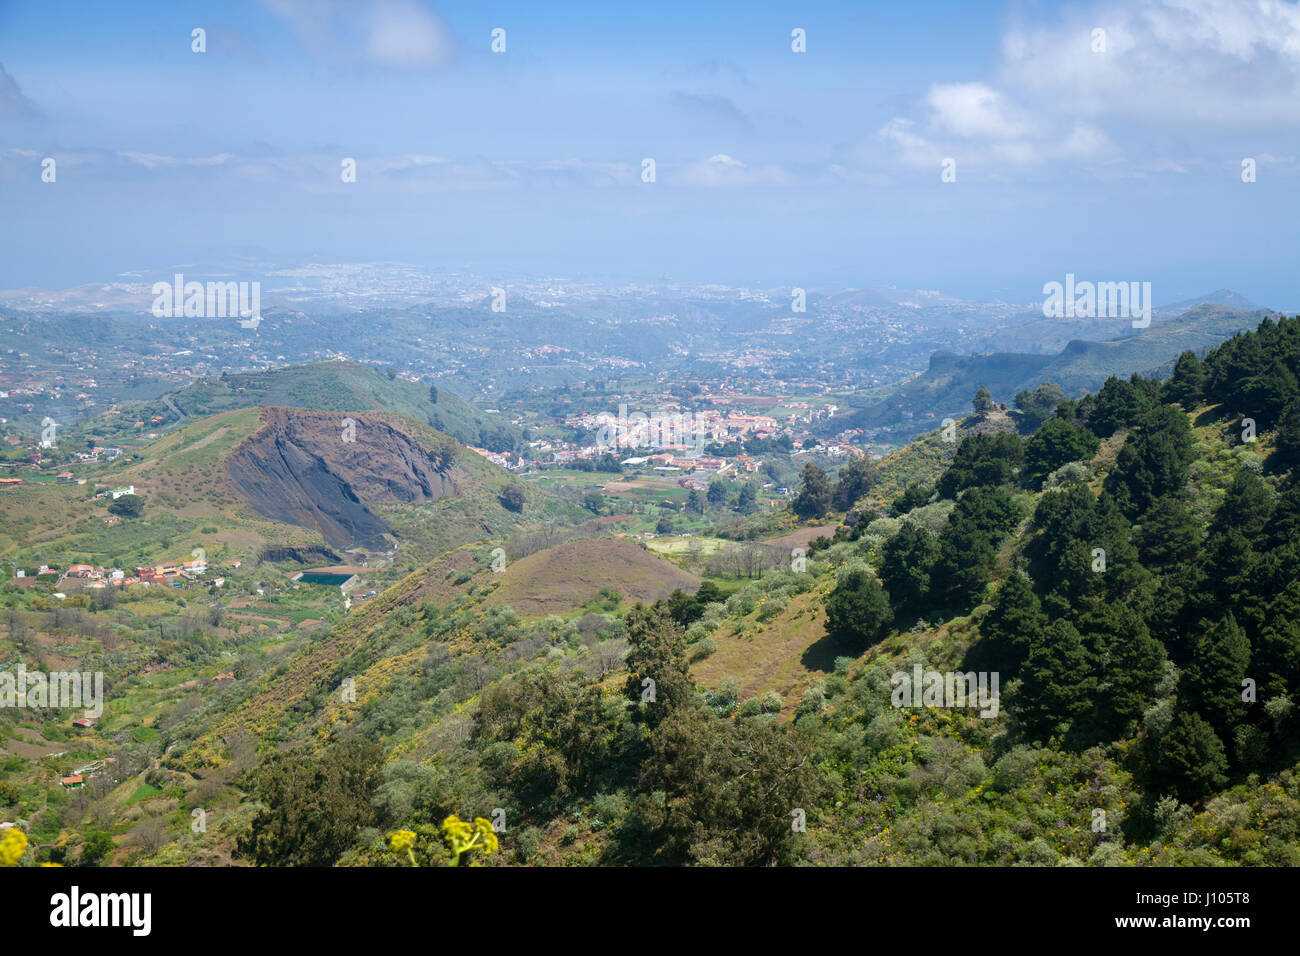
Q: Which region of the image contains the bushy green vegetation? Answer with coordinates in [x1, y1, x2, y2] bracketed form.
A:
[4, 316, 1299, 868]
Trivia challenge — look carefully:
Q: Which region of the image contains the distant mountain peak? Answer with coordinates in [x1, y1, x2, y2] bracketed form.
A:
[1158, 289, 1263, 314]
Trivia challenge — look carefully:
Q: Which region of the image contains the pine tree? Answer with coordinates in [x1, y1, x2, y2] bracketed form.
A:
[1103, 405, 1195, 517]
[1027, 481, 1097, 604]
[1257, 581, 1300, 698]
[1274, 400, 1300, 470]
[832, 456, 876, 511]
[623, 604, 693, 727]
[1133, 496, 1203, 569]
[1179, 613, 1251, 742]
[937, 431, 1024, 498]
[791, 463, 833, 520]
[1013, 382, 1067, 432]
[932, 486, 1022, 603]
[878, 522, 939, 618]
[1087, 376, 1151, 438]
[1210, 469, 1274, 541]
[1090, 610, 1166, 739]
[706, 478, 728, 508]
[968, 570, 1043, 675]
[1199, 529, 1262, 633]
[1240, 357, 1299, 419]
[825, 567, 894, 651]
[889, 483, 931, 516]
[1162, 350, 1206, 408]
[1151, 711, 1229, 802]
[736, 482, 758, 514]
[1018, 619, 1094, 741]
[1087, 491, 1153, 611]
[1022, 417, 1100, 488]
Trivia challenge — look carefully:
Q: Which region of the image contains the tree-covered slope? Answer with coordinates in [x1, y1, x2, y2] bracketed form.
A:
[840, 305, 1269, 442]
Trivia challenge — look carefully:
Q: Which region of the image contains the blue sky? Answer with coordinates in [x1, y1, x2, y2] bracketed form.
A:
[1, 0, 1298, 307]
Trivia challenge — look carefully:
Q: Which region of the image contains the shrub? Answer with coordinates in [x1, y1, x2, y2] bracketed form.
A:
[684, 622, 712, 645]
[690, 637, 717, 660]
[991, 746, 1041, 793]
[514, 827, 543, 862]
[725, 589, 758, 617]
[590, 791, 628, 824]
[864, 711, 904, 752]
[796, 686, 825, 717]
[757, 594, 789, 621]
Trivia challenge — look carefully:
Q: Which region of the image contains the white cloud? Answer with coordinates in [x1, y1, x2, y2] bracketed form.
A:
[1059, 122, 1114, 161]
[1142, 159, 1190, 173]
[676, 154, 789, 187]
[998, 0, 1300, 126]
[925, 83, 1029, 140]
[876, 118, 945, 168]
[878, 0, 1300, 172]
[261, 0, 454, 69]
[119, 152, 235, 169]
[876, 103, 1116, 170]
[364, 0, 455, 67]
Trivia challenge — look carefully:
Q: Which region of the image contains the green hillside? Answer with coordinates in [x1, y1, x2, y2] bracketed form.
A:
[0, 404, 557, 575]
[842, 305, 1267, 442]
[139, 362, 520, 453]
[3, 314, 1298, 869]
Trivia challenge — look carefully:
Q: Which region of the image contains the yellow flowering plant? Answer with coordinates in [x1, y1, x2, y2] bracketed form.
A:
[441, 814, 498, 866]
[385, 818, 499, 866]
[0, 828, 29, 867]
[387, 829, 418, 867]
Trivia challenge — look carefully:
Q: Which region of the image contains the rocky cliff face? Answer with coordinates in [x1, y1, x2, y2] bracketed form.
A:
[227, 408, 458, 549]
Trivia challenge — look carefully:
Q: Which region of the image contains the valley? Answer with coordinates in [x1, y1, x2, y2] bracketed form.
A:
[2, 305, 1298, 868]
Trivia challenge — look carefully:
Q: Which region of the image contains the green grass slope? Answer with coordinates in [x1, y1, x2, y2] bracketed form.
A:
[138, 362, 520, 452]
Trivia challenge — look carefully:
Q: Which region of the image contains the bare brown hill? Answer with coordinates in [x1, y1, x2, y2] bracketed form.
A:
[227, 408, 459, 549]
[484, 538, 700, 617]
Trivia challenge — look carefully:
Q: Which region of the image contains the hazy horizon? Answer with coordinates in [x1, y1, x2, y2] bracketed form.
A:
[2, 0, 1298, 305]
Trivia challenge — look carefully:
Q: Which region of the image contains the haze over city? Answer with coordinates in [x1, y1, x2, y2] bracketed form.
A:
[1, 0, 1298, 306]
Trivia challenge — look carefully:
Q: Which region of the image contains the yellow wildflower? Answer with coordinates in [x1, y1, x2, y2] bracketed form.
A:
[442, 814, 499, 864]
[389, 829, 416, 854]
[473, 817, 499, 855]
[442, 815, 475, 855]
[388, 828, 418, 866]
[0, 828, 28, 867]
